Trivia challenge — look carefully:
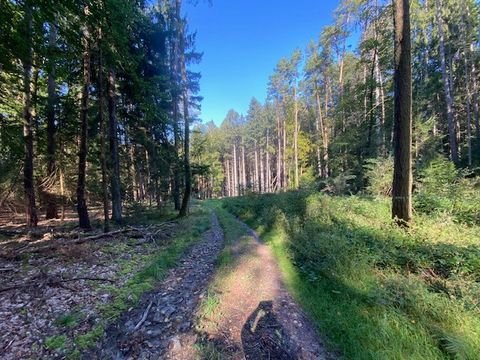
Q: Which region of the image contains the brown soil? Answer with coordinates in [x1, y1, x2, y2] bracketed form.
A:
[197, 220, 334, 360]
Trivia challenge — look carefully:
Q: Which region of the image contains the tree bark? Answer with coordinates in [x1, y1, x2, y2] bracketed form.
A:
[232, 143, 238, 196]
[259, 148, 264, 193]
[108, 69, 122, 223]
[392, 0, 413, 225]
[254, 141, 260, 192]
[435, 0, 458, 163]
[267, 129, 271, 192]
[22, 1, 38, 227]
[225, 158, 231, 197]
[98, 34, 109, 232]
[282, 119, 287, 189]
[241, 144, 246, 194]
[179, 67, 191, 215]
[77, 16, 91, 230]
[315, 89, 328, 178]
[276, 107, 282, 189]
[293, 86, 299, 189]
[45, 22, 58, 220]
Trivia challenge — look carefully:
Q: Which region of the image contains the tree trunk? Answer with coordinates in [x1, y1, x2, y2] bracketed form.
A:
[267, 129, 271, 192]
[172, 99, 181, 209]
[241, 144, 246, 194]
[22, 1, 38, 227]
[276, 107, 282, 190]
[392, 0, 413, 225]
[463, 38, 473, 166]
[282, 119, 287, 188]
[225, 159, 231, 197]
[293, 86, 299, 189]
[108, 69, 122, 223]
[323, 82, 330, 177]
[254, 141, 260, 192]
[315, 89, 328, 178]
[374, 50, 385, 154]
[45, 23, 58, 220]
[259, 148, 264, 193]
[77, 18, 91, 230]
[471, 43, 480, 141]
[179, 72, 191, 216]
[98, 35, 109, 232]
[435, 0, 458, 163]
[232, 144, 238, 196]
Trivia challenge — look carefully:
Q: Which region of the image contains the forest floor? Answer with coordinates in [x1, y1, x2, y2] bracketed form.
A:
[0, 204, 332, 359]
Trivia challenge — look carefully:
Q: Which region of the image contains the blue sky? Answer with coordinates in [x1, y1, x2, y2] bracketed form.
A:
[184, 0, 343, 125]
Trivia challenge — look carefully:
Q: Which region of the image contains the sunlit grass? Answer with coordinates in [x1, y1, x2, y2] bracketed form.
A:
[223, 192, 480, 360]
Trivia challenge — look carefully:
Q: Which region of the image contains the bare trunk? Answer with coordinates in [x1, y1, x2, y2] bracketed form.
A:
[324, 81, 330, 177]
[59, 166, 65, 221]
[267, 129, 271, 192]
[282, 119, 287, 188]
[293, 87, 299, 189]
[22, 2, 38, 227]
[259, 148, 264, 193]
[435, 0, 458, 163]
[241, 144, 246, 194]
[77, 18, 91, 230]
[225, 159, 231, 197]
[179, 83, 191, 216]
[472, 44, 480, 140]
[234, 144, 239, 196]
[276, 107, 282, 189]
[463, 35, 473, 166]
[98, 35, 109, 232]
[108, 69, 122, 223]
[315, 90, 328, 178]
[45, 23, 58, 219]
[374, 51, 385, 154]
[254, 141, 259, 192]
[392, 0, 413, 225]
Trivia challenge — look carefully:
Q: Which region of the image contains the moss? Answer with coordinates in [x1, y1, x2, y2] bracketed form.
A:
[75, 325, 104, 350]
[45, 335, 67, 351]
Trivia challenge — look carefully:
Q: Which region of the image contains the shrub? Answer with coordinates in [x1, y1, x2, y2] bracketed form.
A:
[364, 156, 393, 196]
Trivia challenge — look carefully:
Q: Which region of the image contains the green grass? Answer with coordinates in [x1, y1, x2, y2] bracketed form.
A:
[222, 192, 480, 360]
[45, 335, 67, 351]
[55, 311, 83, 328]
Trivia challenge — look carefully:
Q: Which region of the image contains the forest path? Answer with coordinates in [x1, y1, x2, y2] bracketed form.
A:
[93, 211, 333, 359]
[194, 215, 334, 360]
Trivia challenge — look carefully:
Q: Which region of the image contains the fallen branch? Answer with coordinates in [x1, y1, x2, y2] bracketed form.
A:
[0, 276, 115, 293]
[133, 300, 153, 331]
[16, 220, 178, 255]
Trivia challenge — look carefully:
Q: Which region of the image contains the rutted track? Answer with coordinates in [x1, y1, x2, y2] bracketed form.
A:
[91, 212, 224, 359]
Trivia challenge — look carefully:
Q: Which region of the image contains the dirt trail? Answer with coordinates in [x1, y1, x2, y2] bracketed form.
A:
[92, 212, 224, 359]
[91, 212, 333, 359]
[197, 218, 334, 360]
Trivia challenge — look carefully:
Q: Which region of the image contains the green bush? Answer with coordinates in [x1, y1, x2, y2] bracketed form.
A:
[364, 156, 393, 196]
[414, 156, 480, 225]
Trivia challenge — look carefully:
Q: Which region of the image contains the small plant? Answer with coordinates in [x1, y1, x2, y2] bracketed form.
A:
[199, 291, 220, 318]
[75, 325, 104, 350]
[55, 312, 82, 328]
[45, 335, 67, 351]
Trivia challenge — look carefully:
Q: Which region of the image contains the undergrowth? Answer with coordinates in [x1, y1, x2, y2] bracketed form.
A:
[222, 192, 480, 360]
